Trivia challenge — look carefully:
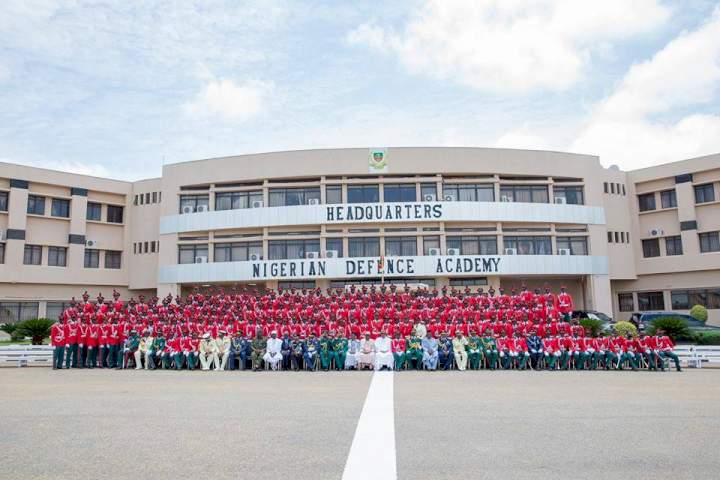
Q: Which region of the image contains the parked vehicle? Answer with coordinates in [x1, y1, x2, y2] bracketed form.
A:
[571, 310, 614, 332]
[630, 311, 720, 333]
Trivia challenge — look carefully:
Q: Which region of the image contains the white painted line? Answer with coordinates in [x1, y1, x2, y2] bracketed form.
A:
[342, 371, 397, 480]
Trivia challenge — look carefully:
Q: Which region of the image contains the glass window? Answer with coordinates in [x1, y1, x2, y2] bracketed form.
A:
[0, 243, 4, 264]
[446, 236, 498, 255]
[603, 182, 609, 194]
[348, 237, 380, 257]
[449, 277, 488, 287]
[145, 193, 150, 204]
[556, 236, 588, 255]
[443, 184, 494, 202]
[384, 184, 417, 202]
[48, 246, 67, 267]
[84, 249, 99, 268]
[638, 193, 656, 212]
[23, 245, 42, 265]
[0, 302, 39, 323]
[618, 293, 634, 312]
[347, 185, 379, 204]
[325, 238, 343, 257]
[610, 183, 616, 194]
[86, 202, 102, 221]
[642, 238, 661, 258]
[699, 231, 720, 253]
[178, 244, 209, 264]
[143, 242, 148, 253]
[269, 187, 321, 207]
[27, 195, 45, 215]
[553, 186, 584, 205]
[107, 205, 124, 223]
[503, 236, 552, 255]
[325, 186, 342, 204]
[694, 184, 715, 204]
[385, 236, 417, 256]
[665, 236, 683, 256]
[215, 191, 263, 210]
[420, 183, 438, 201]
[104, 250, 121, 269]
[671, 291, 690, 310]
[46, 301, 72, 321]
[50, 198, 70, 218]
[638, 291, 665, 311]
[423, 236, 440, 255]
[150, 241, 156, 253]
[278, 281, 316, 291]
[499, 185, 549, 203]
[607, 231, 613, 243]
[214, 241, 262, 262]
[152, 192, 158, 203]
[0, 191, 7, 211]
[660, 190, 677, 209]
[179, 195, 209, 213]
[268, 239, 320, 260]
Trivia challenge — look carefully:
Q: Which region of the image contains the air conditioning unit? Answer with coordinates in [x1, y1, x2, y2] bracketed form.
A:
[554, 196, 567, 204]
[324, 250, 339, 258]
[251, 200, 264, 208]
[447, 248, 460, 256]
[249, 253, 263, 261]
[428, 247, 441, 256]
[650, 228, 664, 237]
[443, 194, 455, 201]
[504, 247, 517, 255]
[306, 251, 320, 259]
[195, 256, 208, 263]
[558, 248, 571, 255]
[423, 194, 437, 202]
[307, 198, 320, 205]
[85, 240, 99, 247]
[196, 205, 208, 212]
[500, 195, 512, 202]
[181, 205, 193, 214]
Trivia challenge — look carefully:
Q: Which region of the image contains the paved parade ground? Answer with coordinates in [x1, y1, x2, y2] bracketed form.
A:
[1, 369, 719, 480]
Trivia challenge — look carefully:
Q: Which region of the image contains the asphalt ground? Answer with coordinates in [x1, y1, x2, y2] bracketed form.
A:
[1, 368, 718, 480]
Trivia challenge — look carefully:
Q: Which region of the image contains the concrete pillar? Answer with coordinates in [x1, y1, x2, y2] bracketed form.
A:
[587, 274, 612, 314]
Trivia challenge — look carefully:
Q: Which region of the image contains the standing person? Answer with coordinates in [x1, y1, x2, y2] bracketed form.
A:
[50, 321, 66, 370]
[250, 331, 267, 371]
[374, 331, 394, 371]
[64, 318, 79, 369]
[391, 331, 406, 370]
[263, 331, 283, 370]
[215, 331, 231, 371]
[107, 318, 121, 369]
[466, 328, 482, 370]
[331, 332, 348, 371]
[421, 333, 439, 371]
[557, 286, 574, 321]
[452, 331, 469, 371]
[344, 333, 360, 370]
[526, 329, 544, 370]
[656, 329, 682, 372]
[358, 333, 375, 370]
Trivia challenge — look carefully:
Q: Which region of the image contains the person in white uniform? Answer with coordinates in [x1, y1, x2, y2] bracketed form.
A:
[263, 331, 284, 370]
[374, 331, 394, 371]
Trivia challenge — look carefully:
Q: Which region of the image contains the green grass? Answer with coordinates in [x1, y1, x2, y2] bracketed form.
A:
[0, 339, 45, 346]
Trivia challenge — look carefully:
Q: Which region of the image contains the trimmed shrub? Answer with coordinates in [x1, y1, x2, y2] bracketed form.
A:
[579, 318, 604, 337]
[690, 305, 708, 323]
[613, 321, 638, 338]
[0, 322, 24, 341]
[646, 316, 691, 341]
[14, 318, 54, 345]
[693, 331, 720, 345]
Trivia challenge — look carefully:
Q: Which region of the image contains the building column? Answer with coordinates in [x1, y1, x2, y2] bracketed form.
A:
[157, 283, 180, 299]
[586, 274, 612, 314]
[68, 188, 88, 268]
[5, 179, 29, 267]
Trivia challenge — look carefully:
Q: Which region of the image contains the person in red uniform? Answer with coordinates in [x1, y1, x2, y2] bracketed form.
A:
[557, 286, 574, 321]
[656, 329, 682, 371]
[50, 321, 66, 370]
[391, 331, 406, 370]
[64, 318, 79, 369]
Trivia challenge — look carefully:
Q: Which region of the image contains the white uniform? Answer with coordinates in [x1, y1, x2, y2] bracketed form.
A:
[374, 336, 394, 370]
[263, 337, 283, 370]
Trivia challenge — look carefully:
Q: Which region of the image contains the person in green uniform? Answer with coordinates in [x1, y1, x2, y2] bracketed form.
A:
[122, 329, 140, 369]
[481, 329, 499, 370]
[250, 331, 267, 371]
[466, 328, 482, 370]
[150, 331, 166, 370]
[405, 331, 424, 370]
[319, 331, 333, 371]
[331, 331, 348, 371]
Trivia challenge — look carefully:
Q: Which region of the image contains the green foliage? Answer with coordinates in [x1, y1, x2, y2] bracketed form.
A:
[579, 318, 604, 337]
[689, 305, 708, 323]
[692, 331, 720, 345]
[613, 321, 638, 338]
[14, 318, 54, 345]
[646, 316, 691, 341]
[0, 323, 24, 341]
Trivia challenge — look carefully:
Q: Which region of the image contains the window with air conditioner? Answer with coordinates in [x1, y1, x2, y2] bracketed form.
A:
[268, 239, 320, 260]
[179, 195, 209, 214]
[325, 238, 343, 258]
[556, 236, 587, 255]
[503, 236, 552, 255]
[446, 236, 498, 255]
[178, 244, 208, 264]
[269, 187, 321, 207]
[499, 185, 549, 203]
[443, 184, 494, 202]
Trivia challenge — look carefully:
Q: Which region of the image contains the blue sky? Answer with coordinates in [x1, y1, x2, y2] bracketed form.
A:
[1, 0, 719, 180]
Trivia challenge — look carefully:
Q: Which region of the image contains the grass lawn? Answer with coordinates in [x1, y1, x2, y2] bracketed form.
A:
[0, 339, 45, 346]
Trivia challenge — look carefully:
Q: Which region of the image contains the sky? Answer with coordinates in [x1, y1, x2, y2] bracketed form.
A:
[1, 0, 719, 181]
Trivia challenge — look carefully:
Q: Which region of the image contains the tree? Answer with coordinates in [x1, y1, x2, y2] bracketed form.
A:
[14, 318, 54, 345]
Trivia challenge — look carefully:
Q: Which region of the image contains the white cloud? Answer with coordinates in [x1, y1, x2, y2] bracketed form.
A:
[347, 0, 670, 94]
[495, 130, 549, 150]
[184, 78, 272, 121]
[571, 8, 720, 168]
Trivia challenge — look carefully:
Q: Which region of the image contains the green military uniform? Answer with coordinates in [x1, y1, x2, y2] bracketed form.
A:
[405, 336, 423, 370]
[481, 335, 499, 370]
[466, 335, 482, 370]
[250, 337, 267, 370]
[319, 335, 333, 370]
[331, 337, 348, 371]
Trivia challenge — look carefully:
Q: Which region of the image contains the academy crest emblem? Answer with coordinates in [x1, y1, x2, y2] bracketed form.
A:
[369, 148, 388, 173]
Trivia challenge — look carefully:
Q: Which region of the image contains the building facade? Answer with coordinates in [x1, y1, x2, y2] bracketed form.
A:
[1, 148, 719, 324]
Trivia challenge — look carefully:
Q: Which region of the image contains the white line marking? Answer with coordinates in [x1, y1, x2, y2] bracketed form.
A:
[342, 370, 397, 480]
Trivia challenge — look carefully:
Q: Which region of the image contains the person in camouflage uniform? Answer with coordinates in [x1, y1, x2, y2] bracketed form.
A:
[250, 331, 267, 371]
[330, 332, 348, 371]
[319, 331, 333, 371]
[481, 329, 499, 370]
[405, 332, 424, 370]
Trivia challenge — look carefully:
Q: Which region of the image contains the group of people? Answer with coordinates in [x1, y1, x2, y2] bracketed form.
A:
[48, 285, 683, 372]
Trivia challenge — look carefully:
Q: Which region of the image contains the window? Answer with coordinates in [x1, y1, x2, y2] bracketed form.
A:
[618, 293, 634, 312]
[610, 183, 616, 194]
[553, 186, 584, 205]
[638, 291, 665, 311]
[107, 205, 124, 223]
[385, 236, 417, 256]
[27, 195, 45, 215]
[384, 184, 417, 202]
[150, 241, 156, 253]
[0, 302, 39, 323]
[214, 241, 263, 262]
[23, 245, 42, 265]
[104, 250, 121, 269]
[638, 193, 656, 212]
[179, 195, 209, 213]
[178, 244, 208, 264]
[660, 190, 677, 209]
[143, 241, 148, 253]
[278, 281, 316, 291]
[152, 192, 158, 203]
[499, 185, 549, 203]
[556, 236, 588, 255]
[347, 185, 379, 204]
[325, 238, 344, 257]
[446, 236, 498, 255]
[622, 185, 626, 195]
[268, 239, 320, 260]
[420, 183, 438, 201]
[620, 232, 625, 243]
[672, 289, 720, 310]
[665, 236, 683, 256]
[642, 238, 661, 258]
[269, 187, 321, 207]
[215, 190, 263, 210]
[348, 237, 380, 257]
[46, 301, 72, 320]
[48, 246, 67, 267]
[0, 243, 4, 264]
[694, 183, 715, 204]
[145, 193, 150, 204]
[423, 236, 440, 255]
[443, 184, 494, 202]
[50, 198, 70, 218]
[699, 231, 720, 253]
[607, 231, 613, 243]
[0, 191, 7, 211]
[84, 249, 99, 268]
[449, 277, 488, 287]
[325, 185, 342, 204]
[133, 243, 137, 254]
[603, 182, 609, 194]
[86, 202, 102, 221]
[614, 232, 619, 243]
[503, 236, 551, 255]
